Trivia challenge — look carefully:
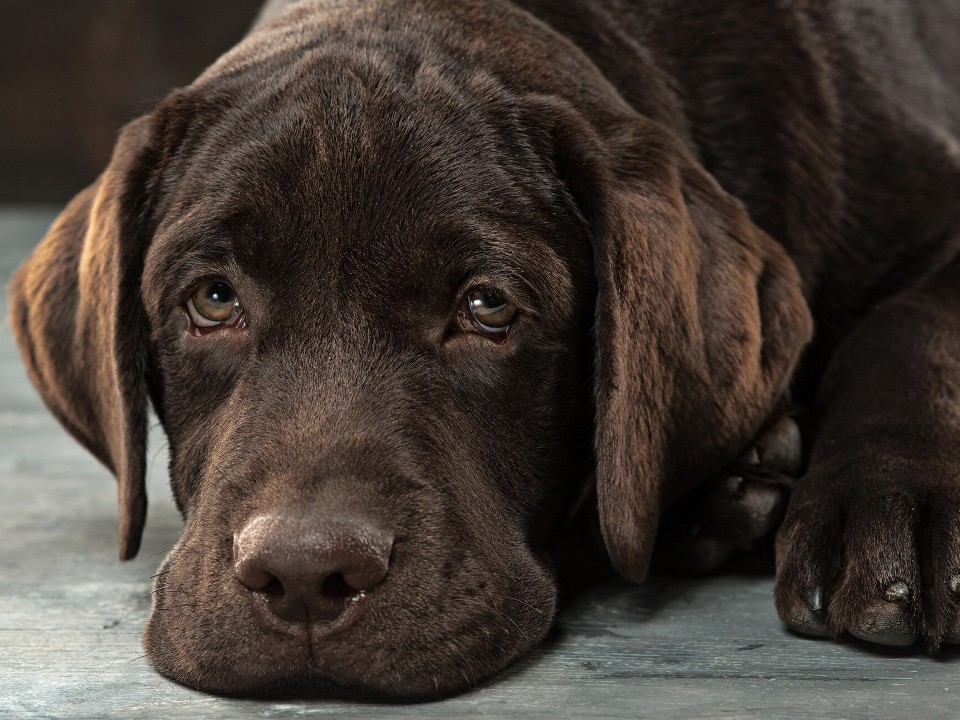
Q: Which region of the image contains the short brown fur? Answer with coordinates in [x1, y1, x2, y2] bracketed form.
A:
[9, 0, 960, 699]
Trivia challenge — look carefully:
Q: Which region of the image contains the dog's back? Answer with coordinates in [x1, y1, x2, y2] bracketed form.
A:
[508, 0, 960, 371]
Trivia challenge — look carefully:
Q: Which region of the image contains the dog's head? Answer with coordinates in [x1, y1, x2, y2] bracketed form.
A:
[9, 1, 811, 699]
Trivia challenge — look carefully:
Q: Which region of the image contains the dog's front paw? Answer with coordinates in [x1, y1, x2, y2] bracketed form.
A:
[653, 415, 801, 575]
[775, 463, 960, 649]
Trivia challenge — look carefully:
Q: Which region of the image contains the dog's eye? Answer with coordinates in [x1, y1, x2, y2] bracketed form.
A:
[466, 288, 518, 334]
[187, 281, 241, 327]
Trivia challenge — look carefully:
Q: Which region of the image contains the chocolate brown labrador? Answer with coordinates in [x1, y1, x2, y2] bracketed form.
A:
[9, 0, 960, 700]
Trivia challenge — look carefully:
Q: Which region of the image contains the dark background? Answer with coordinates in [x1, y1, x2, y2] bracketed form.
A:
[1, 0, 264, 202]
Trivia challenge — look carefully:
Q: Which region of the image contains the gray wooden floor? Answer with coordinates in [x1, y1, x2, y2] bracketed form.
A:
[2, 207, 959, 719]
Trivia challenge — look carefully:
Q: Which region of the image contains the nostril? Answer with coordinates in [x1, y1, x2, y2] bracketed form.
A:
[260, 576, 285, 598]
[320, 573, 355, 600]
[235, 561, 280, 594]
[339, 551, 390, 593]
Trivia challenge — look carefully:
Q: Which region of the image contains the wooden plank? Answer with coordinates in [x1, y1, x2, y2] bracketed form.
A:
[2, 207, 959, 719]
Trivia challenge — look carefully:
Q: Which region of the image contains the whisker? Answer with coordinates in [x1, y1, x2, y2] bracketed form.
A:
[143, 588, 192, 600]
[457, 596, 529, 640]
[152, 604, 202, 610]
[506, 596, 545, 616]
[443, 640, 475, 689]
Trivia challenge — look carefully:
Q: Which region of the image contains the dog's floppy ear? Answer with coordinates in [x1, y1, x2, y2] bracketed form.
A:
[581, 116, 813, 581]
[8, 115, 160, 560]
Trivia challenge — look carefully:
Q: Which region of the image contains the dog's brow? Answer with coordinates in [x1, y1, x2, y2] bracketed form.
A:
[443, 221, 576, 312]
[143, 222, 240, 314]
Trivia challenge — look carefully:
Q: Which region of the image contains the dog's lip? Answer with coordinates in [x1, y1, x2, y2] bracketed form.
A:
[245, 584, 369, 645]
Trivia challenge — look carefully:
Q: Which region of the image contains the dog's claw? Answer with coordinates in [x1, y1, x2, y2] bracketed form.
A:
[804, 586, 824, 612]
[883, 580, 910, 603]
[744, 415, 803, 476]
[950, 575, 960, 595]
[784, 587, 829, 637]
[723, 475, 745, 498]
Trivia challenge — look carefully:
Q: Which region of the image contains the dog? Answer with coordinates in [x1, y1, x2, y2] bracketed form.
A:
[8, 0, 960, 700]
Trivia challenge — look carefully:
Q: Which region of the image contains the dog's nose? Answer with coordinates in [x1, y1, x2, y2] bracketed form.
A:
[233, 513, 393, 624]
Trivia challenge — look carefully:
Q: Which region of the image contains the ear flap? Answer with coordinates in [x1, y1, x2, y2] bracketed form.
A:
[589, 118, 813, 581]
[9, 116, 158, 560]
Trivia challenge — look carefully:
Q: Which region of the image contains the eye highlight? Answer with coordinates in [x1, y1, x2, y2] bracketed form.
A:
[186, 280, 243, 330]
[458, 287, 519, 337]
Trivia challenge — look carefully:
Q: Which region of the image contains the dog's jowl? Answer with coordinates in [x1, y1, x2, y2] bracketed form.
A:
[9, 0, 960, 699]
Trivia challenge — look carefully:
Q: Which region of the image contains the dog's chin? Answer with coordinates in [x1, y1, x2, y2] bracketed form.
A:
[145, 651, 456, 703]
[143, 596, 556, 701]
[142, 534, 558, 700]
[148, 652, 520, 703]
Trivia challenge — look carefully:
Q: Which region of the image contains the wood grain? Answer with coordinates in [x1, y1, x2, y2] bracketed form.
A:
[1, 208, 958, 718]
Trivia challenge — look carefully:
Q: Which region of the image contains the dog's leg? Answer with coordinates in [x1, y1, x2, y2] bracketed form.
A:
[652, 414, 802, 575]
[776, 255, 960, 649]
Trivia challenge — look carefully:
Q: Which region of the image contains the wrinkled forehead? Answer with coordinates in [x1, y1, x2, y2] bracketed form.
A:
[144, 61, 580, 316]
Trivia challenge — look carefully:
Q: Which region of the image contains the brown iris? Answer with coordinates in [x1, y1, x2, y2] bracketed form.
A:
[189, 281, 239, 326]
[466, 288, 518, 333]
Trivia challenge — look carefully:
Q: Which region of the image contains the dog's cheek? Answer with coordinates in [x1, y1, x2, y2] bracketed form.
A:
[154, 329, 253, 511]
[504, 349, 593, 540]
[144, 513, 313, 694]
[157, 334, 248, 417]
[315, 527, 559, 698]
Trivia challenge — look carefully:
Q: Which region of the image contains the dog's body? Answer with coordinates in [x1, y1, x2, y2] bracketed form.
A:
[9, 0, 960, 699]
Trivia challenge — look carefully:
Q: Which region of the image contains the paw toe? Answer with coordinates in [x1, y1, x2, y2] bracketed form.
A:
[774, 502, 842, 636]
[782, 587, 830, 638]
[938, 576, 960, 644]
[835, 496, 921, 647]
[653, 472, 789, 575]
[743, 416, 803, 476]
[847, 588, 917, 647]
[732, 478, 785, 538]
